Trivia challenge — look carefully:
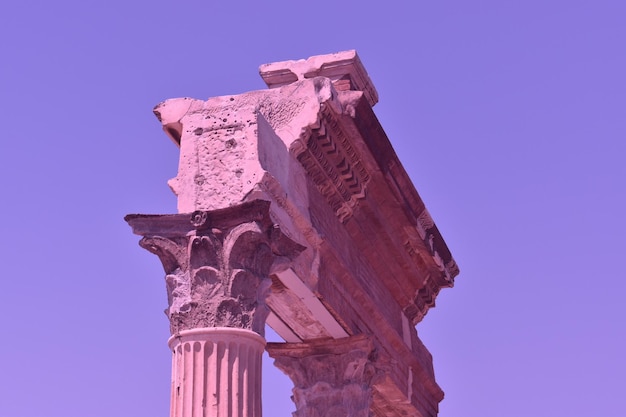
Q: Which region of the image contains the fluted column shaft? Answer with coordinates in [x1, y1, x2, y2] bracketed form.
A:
[169, 328, 265, 417]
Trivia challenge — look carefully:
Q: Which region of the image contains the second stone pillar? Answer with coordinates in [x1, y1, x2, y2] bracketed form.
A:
[267, 335, 378, 417]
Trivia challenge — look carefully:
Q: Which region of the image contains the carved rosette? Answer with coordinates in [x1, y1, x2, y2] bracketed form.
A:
[126, 200, 305, 335]
[267, 335, 379, 417]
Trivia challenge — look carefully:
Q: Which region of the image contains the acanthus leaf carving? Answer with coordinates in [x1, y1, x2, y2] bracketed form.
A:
[267, 335, 381, 417]
[126, 200, 306, 335]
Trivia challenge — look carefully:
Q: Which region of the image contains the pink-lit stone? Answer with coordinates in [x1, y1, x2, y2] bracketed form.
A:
[125, 200, 304, 335]
[126, 201, 304, 417]
[153, 78, 338, 214]
[128, 50, 460, 417]
[259, 50, 379, 107]
[267, 335, 377, 417]
[169, 327, 265, 417]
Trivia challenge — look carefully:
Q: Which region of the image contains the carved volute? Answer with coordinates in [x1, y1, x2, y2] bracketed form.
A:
[126, 200, 305, 335]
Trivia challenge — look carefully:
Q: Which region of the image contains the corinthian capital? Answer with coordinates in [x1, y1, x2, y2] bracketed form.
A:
[267, 335, 380, 417]
[125, 200, 305, 335]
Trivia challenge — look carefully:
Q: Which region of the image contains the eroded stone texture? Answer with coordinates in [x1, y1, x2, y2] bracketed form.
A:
[125, 200, 304, 335]
[267, 335, 379, 417]
[153, 78, 339, 214]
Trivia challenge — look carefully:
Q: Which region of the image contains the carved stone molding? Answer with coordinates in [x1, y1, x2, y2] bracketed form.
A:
[293, 109, 370, 223]
[267, 335, 379, 417]
[125, 200, 305, 335]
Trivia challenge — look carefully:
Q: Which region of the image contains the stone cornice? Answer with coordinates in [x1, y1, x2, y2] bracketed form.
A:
[291, 106, 371, 223]
[259, 50, 378, 107]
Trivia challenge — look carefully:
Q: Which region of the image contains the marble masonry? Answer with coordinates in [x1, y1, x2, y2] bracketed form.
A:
[126, 50, 459, 417]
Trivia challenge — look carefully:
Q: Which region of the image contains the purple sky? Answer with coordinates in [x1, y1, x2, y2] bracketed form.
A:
[1, 1, 625, 416]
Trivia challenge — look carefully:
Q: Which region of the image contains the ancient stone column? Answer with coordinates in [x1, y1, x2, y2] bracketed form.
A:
[126, 200, 304, 417]
[266, 335, 378, 417]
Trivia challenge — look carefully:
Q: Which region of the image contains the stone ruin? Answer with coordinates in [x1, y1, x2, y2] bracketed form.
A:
[126, 50, 460, 417]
